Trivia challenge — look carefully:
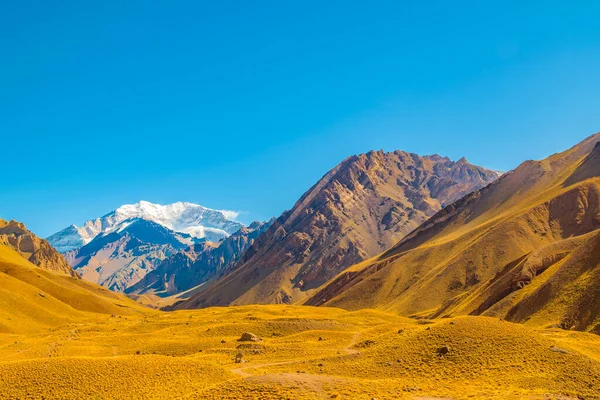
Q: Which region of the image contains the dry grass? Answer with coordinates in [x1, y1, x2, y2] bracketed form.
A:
[0, 305, 598, 399]
[0, 245, 147, 334]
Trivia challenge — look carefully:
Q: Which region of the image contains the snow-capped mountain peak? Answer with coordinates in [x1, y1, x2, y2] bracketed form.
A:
[47, 201, 244, 252]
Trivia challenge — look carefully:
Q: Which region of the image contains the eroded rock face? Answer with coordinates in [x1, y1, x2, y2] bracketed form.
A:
[0, 219, 77, 277]
[177, 150, 499, 309]
[238, 332, 262, 342]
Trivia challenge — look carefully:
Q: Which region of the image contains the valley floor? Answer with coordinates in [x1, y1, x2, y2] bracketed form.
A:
[1, 305, 599, 400]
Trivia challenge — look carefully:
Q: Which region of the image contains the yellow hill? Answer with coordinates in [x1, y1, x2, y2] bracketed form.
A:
[307, 133, 600, 333]
[0, 244, 148, 333]
[0, 220, 599, 398]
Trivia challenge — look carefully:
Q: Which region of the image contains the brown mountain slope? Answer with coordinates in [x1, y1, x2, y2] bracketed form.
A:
[306, 132, 600, 333]
[175, 151, 499, 309]
[0, 219, 77, 277]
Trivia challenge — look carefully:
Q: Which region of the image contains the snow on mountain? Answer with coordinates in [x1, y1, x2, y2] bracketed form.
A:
[47, 201, 244, 252]
[64, 218, 193, 292]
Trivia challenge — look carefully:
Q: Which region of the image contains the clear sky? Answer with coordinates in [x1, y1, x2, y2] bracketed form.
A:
[1, 1, 599, 237]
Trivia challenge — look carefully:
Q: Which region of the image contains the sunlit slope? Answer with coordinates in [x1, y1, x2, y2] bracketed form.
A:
[0, 305, 598, 399]
[307, 133, 600, 333]
[0, 244, 147, 333]
[175, 151, 499, 309]
[0, 218, 76, 276]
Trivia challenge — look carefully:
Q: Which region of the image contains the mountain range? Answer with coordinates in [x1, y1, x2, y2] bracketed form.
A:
[175, 151, 500, 309]
[2, 133, 600, 399]
[47, 201, 244, 253]
[32, 133, 600, 335]
[126, 219, 272, 305]
[64, 218, 193, 292]
[47, 201, 249, 294]
[305, 132, 600, 333]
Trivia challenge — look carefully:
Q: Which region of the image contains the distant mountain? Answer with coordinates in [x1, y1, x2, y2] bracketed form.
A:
[127, 220, 273, 299]
[0, 219, 77, 277]
[306, 133, 600, 333]
[175, 150, 500, 309]
[47, 201, 244, 252]
[66, 218, 199, 292]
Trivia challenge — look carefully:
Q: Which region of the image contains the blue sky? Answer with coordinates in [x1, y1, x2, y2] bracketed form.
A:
[1, 1, 599, 237]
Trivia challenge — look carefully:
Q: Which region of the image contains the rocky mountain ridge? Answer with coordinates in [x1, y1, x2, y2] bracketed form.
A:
[47, 201, 244, 252]
[306, 133, 600, 333]
[175, 150, 500, 309]
[66, 218, 194, 292]
[128, 219, 273, 298]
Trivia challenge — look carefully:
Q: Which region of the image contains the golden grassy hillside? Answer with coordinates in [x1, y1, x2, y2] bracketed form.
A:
[0, 305, 598, 399]
[307, 133, 600, 333]
[0, 244, 148, 333]
[1, 240, 598, 398]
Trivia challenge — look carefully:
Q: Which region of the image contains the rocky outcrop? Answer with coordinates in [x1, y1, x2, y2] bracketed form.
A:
[0, 219, 77, 277]
[238, 332, 262, 342]
[175, 150, 499, 309]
